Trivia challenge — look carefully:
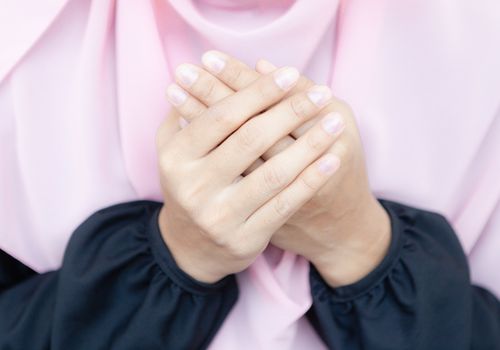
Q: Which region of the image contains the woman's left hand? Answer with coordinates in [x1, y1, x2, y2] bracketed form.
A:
[166, 51, 391, 287]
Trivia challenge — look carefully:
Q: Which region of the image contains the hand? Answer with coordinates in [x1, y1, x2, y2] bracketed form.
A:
[169, 51, 391, 287]
[157, 64, 342, 283]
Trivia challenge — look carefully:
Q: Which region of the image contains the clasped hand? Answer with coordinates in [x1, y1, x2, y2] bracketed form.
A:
[157, 51, 391, 287]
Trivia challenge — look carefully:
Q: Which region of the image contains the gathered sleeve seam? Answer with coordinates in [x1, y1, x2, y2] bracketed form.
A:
[146, 202, 237, 296]
[310, 198, 411, 303]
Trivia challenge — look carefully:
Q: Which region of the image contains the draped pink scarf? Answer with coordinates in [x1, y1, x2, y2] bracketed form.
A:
[1, 1, 499, 348]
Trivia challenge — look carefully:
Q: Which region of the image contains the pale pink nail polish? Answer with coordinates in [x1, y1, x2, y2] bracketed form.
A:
[166, 85, 188, 106]
[321, 112, 344, 135]
[307, 85, 332, 107]
[274, 67, 300, 90]
[176, 65, 199, 86]
[318, 154, 340, 175]
[202, 51, 226, 73]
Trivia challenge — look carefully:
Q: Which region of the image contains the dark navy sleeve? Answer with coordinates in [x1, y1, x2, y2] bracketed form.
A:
[307, 199, 500, 350]
[0, 200, 238, 350]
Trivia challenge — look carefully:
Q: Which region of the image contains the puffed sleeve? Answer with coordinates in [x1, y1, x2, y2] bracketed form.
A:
[307, 199, 500, 350]
[0, 200, 238, 350]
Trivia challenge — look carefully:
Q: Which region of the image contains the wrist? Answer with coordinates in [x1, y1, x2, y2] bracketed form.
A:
[158, 206, 228, 284]
[311, 196, 391, 287]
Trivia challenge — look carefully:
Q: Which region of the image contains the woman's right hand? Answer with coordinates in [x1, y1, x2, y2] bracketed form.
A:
[156, 65, 341, 283]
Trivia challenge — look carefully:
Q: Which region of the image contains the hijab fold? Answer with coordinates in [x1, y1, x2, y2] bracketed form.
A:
[1, 1, 499, 349]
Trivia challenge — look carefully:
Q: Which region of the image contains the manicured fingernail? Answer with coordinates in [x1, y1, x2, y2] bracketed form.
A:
[274, 67, 300, 90]
[166, 84, 188, 106]
[318, 154, 340, 175]
[176, 64, 199, 86]
[179, 117, 189, 129]
[321, 112, 344, 135]
[202, 51, 226, 73]
[307, 85, 332, 107]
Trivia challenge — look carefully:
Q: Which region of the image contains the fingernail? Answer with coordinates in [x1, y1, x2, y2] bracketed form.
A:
[274, 67, 300, 90]
[318, 154, 340, 175]
[202, 51, 226, 73]
[176, 64, 199, 86]
[179, 117, 189, 129]
[166, 84, 188, 106]
[321, 112, 344, 135]
[307, 85, 332, 107]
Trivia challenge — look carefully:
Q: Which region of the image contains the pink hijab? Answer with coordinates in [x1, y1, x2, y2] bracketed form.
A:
[1, 0, 499, 348]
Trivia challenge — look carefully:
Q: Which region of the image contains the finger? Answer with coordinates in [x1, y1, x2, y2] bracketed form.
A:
[261, 135, 295, 160]
[242, 158, 265, 176]
[290, 115, 321, 138]
[156, 111, 183, 150]
[175, 58, 295, 161]
[203, 51, 314, 99]
[177, 66, 300, 158]
[244, 152, 340, 237]
[196, 52, 312, 167]
[166, 84, 207, 123]
[167, 69, 294, 171]
[256, 58, 323, 140]
[256, 59, 277, 74]
[175, 64, 234, 106]
[258, 60, 352, 142]
[208, 85, 333, 181]
[202, 50, 260, 90]
[290, 98, 353, 139]
[230, 111, 344, 215]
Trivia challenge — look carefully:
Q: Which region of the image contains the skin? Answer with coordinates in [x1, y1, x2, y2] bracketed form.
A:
[159, 51, 391, 287]
[157, 66, 342, 283]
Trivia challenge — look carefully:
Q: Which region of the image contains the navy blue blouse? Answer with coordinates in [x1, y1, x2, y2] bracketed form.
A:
[1, 200, 499, 349]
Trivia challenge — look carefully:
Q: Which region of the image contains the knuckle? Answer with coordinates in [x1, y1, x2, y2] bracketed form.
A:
[209, 105, 233, 129]
[204, 229, 230, 248]
[197, 77, 217, 102]
[262, 163, 288, 191]
[200, 204, 232, 232]
[223, 63, 244, 86]
[235, 121, 261, 151]
[181, 196, 199, 214]
[225, 240, 253, 259]
[300, 171, 320, 192]
[273, 194, 293, 218]
[305, 129, 327, 151]
[177, 174, 211, 211]
[179, 185, 203, 212]
[193, 203, 256, 259]
[199, 219, 252, 260]
[213, 205, 233, 227]
[290, 95, 311, 120]
[255, 79, 278, 101]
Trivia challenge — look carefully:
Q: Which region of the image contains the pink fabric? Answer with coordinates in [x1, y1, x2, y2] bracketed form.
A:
[1, 0, 499, 348]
